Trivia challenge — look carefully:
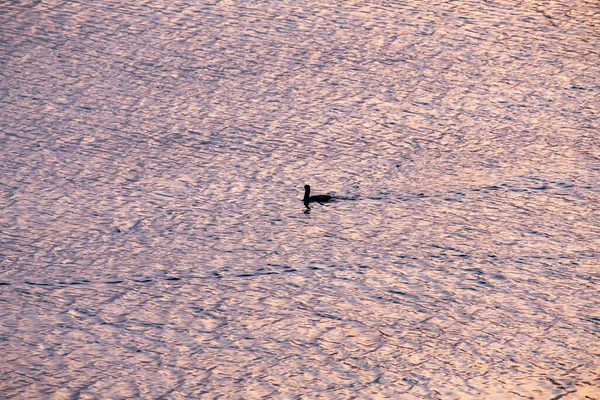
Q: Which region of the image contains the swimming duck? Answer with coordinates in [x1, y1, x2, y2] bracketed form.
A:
[303, 185, 332, 207]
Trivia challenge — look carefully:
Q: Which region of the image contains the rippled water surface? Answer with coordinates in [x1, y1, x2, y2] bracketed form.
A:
[1, 0, 599, 398]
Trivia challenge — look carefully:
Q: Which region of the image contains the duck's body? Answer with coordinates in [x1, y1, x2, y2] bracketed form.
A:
[303, 185, 332, 206]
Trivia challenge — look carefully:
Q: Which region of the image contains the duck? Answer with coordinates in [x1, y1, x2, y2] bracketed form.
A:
[303, 185, 332, 207]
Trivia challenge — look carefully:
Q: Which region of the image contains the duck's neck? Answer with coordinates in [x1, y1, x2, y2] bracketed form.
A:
[303, 187, 310, 202]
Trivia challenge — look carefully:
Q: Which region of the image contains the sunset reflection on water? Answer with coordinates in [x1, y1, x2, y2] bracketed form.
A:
[1, 0, 599, 398]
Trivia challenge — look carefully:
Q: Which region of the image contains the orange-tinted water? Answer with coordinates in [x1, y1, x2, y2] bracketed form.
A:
[1, 0, 599, 398]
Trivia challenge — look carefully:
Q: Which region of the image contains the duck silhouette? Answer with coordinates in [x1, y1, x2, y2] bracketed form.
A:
[303, 185, 332, 207]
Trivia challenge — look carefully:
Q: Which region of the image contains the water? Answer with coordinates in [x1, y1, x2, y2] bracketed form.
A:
[1, 0, 599, 398]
